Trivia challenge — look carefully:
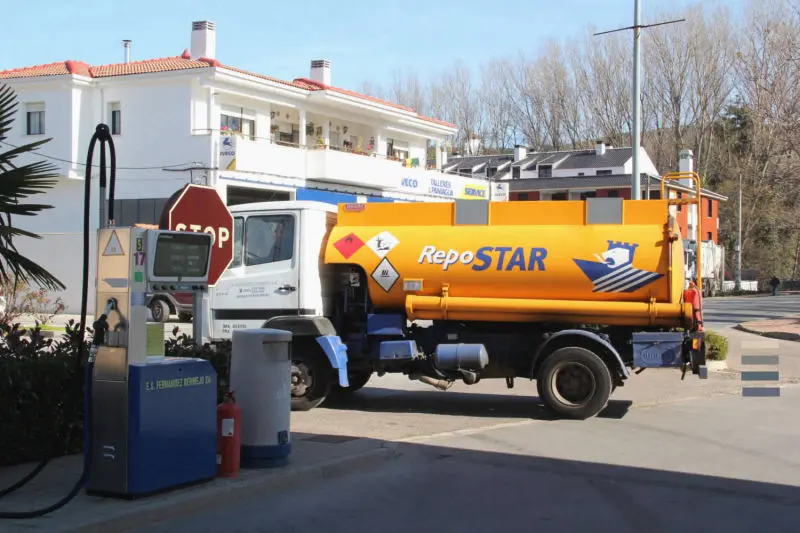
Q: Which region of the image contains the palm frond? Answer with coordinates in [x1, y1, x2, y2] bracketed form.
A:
[0, 225, 47, 241]
[0, 84, 20, 139]
[0, 244, 65, 290]
[0, 83, 64, 291]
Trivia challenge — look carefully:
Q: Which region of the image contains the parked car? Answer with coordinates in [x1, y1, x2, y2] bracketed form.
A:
[147, 291, 193, 323]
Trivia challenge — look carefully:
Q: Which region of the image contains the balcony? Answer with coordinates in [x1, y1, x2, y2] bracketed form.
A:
[219, 134, 449, 195]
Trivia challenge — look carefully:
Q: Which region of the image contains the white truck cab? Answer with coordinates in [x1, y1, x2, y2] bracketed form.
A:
[209, 201, 338, 340]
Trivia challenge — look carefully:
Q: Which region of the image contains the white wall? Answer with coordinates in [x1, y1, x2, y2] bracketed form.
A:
[3, 80, 76, 177]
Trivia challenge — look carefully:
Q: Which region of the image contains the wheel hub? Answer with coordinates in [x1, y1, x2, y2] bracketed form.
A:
[551, 362, 596, 406]
[291, 361, 313, 397]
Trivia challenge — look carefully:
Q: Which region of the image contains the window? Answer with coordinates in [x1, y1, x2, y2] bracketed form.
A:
[551, 192, 567, 201]
[487, 167, 497, 178]
[244, 214, 295, 266]
[607, 190, 619, 198]
[707, 198, 713, 217]
[230, 217, 244, 268]
[538, 165, 552, 178]
[649, 191, 661, 200]
[596, 169, 612, 176]
[108, 198, 169, 226]
[512, 167, 521, 179]
[459, 168, 472, 175]
[580, 191, 597, 200]
[220, 105, 255, 140]
[518, 193, 529, 200]
[707, 232, 712, 241]
[109, 102, 121, 135]
[26, 103, 45, 135]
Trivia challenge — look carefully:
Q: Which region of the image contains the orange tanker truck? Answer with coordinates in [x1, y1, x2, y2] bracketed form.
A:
[209, 174, 708, 419]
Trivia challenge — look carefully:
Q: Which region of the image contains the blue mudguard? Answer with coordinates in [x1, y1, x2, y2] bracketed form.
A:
[315, 335, 350, 387]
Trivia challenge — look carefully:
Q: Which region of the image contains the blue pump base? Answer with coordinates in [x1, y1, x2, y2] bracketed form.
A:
[241, 443, 292, 469]
[85, 357, 218, 499]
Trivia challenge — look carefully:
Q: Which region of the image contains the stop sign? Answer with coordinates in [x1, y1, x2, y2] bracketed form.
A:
[160, 184, 233, 286]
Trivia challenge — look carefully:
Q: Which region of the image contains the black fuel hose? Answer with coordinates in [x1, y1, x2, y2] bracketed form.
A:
[0, 124, 116, 519]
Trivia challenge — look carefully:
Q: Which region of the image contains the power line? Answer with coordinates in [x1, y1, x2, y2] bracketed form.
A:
[0, 140, 200, 170]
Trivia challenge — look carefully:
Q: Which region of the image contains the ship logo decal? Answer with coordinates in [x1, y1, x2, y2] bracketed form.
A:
[573, 241, 663, 293]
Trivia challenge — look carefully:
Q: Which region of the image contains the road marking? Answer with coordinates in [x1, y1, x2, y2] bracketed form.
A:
[392, 420, 541, 443]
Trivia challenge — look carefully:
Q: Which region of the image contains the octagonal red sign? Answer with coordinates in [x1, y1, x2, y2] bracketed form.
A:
[162, 184, 234, 286]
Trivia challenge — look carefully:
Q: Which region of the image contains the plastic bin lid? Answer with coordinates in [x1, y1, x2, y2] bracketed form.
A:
[231, 328, 293, 343]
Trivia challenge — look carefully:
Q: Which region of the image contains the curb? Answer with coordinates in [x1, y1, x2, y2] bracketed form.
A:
[734, 323, 800, 342]
[63, 444, 398, 533]
[705, 359, 728, 371]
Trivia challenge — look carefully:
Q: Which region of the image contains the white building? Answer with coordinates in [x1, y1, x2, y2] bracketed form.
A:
[0, 20, 491, 311]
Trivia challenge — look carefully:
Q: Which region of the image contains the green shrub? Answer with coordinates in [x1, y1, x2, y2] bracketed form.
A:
[0, 323, 231, 467]
[705, 330, 729, 361]
[0, 320, 91, 467]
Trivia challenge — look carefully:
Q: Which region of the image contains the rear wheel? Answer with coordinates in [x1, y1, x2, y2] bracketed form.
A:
[290, 342, 333, 411]
[536, 346, 613, 420]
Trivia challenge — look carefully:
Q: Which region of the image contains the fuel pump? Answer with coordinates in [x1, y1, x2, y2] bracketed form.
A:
[87, 226, 218, 497]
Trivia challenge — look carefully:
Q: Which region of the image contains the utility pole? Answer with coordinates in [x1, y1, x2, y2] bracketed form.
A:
[632, 0, 642, 201]
[735, 172, 743, 291]
[595, 2, 685, 200]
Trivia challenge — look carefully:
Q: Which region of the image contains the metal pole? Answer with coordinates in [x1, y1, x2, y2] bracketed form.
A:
[735, 173, 742, 291]
[631, 0, 642, 200]
[192, 289, 204, 345]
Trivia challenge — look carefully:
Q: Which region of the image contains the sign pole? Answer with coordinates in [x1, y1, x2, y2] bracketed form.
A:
[192, 289, 205, 345]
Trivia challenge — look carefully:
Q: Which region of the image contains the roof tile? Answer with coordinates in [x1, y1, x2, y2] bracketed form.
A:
[0, 55, 455, 129]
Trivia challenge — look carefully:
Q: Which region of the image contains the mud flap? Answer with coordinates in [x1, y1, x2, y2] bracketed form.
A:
[315, 335, 350, 387]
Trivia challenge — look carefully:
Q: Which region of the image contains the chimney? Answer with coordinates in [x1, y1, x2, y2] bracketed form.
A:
[190, 21, 216, 59]
[123, 40, 132, 64]
[679, 148, 694, 173]
[310, 60, 331, 86]
[513, 145, 527, 162]
[595, 140, 606, 156]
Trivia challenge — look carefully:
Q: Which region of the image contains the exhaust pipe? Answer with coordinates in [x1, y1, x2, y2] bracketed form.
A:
[417, 375, 453, 391]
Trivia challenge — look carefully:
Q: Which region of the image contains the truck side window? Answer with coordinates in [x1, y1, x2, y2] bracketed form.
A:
[230, 217, 244, 268]
[244, 214, 295, 266]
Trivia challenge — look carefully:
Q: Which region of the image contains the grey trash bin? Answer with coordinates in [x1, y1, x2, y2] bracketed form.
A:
[229, 328, 293, 468]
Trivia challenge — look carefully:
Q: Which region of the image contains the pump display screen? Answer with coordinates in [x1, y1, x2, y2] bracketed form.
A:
[152, 232, 210, 278]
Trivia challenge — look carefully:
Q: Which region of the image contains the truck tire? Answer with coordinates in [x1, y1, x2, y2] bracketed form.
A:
[536, 346, 613, 420]
[290, 343, 333, 411]
[149, 299, 170, 323]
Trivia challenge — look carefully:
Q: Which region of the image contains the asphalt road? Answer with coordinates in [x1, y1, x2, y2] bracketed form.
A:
[113, 295, 800, 532]
[703, 294, 800, 328]
[137, 384, 800, 533]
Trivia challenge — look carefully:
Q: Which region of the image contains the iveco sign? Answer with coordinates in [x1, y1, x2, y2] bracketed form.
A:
[401, 178, 419, 189]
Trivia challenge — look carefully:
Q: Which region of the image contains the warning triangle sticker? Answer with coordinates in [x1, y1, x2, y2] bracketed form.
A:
[102, 231, 124, 256]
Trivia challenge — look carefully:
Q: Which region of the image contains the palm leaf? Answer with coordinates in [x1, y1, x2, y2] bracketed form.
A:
[0, 83, 64, 291]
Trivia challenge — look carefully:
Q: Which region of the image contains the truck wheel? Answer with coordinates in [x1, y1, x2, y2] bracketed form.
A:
[290, 348, 332, 411]
[149, 299, 170, 323]
[536, 346, 613, 420]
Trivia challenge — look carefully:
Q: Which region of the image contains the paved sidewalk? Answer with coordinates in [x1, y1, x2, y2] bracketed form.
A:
[736, 314, 800, 342]
[0, 434, 395, 533]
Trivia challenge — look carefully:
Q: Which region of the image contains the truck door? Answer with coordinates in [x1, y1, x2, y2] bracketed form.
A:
[211, 211, 300, 338]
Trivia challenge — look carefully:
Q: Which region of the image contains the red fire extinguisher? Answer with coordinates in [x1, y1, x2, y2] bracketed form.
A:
[217, 391, 241, 477]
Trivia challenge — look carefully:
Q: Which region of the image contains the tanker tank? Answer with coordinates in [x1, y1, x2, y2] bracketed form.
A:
[324, 199, 693, 329]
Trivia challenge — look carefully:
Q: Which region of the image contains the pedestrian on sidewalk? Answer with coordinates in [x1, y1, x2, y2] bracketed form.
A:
[769, 276, 780, 296]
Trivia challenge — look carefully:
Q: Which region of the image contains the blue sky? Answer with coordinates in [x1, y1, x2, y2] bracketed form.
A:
[1, 0, 743, 92]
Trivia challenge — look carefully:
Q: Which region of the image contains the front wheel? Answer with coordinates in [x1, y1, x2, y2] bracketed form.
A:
[290, 345, 333, 411]
[536, 346, 613, 420]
